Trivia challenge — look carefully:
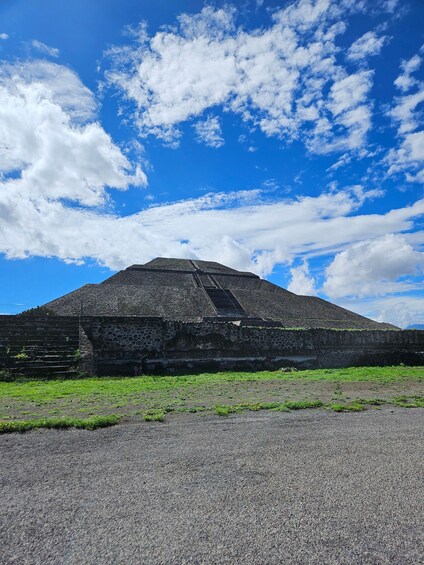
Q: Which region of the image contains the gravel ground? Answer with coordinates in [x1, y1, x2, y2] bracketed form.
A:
[1, 408, 423, 564]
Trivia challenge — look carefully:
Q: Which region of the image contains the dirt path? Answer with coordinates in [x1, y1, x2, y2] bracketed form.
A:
[1, 408, 423, 564]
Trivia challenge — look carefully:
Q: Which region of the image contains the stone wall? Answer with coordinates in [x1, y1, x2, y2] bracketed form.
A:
[79, 316, 424, 375]
[1, 314, 423, 377]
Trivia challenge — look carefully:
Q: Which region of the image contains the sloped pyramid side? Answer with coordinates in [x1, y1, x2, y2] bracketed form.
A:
[37, 258, 396, 329]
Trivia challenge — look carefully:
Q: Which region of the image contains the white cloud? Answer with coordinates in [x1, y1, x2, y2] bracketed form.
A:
[388, 131, 424, 183]
[347, 31, 388, 61]
[324, 234, 424, 298]
[0, 59, 146, 262]
[390, 89, 424, 135]
[288, 260, 317, 295]
[308, 71, 373, 153]
[31, 39, 60, 58]
[394, 52, 422, 93]
[0, 33, 8, 40]
[337, 295, 424, 328]
[193, 115, 224, 147]
[0, 60, 145, 206]
[1, 100, 424, 277]
[0, 60, 98, 123]
[387, 47, 424, 184]
[105, 0, 386, 154]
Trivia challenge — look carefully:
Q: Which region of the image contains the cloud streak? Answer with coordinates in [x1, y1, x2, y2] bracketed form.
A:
[31, 40, 60, 58]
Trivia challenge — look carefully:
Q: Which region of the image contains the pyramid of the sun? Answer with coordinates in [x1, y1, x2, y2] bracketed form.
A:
[42, 258, 394, 330]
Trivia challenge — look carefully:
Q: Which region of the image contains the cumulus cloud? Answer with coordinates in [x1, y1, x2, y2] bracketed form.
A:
[337, 295, 424, 328]
[0, 60, 145, 206]
[287, 261, 317, 295]
[0, 59, 146, 263]
[324, 234, 424, 298]
[0, 33, 8, 41]
[0, 60, 98, 123]
[347, 31, 388, 61]
[31, 39, 60, 58]
[193, 116, 224, 148]
[104, 0, 390, 154]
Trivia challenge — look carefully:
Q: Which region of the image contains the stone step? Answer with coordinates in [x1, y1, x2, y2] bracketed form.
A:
[0, 326, 79, 332]
[0, 341, 79, 347]
[6, 355, 77, 361]
[0, 324, 79, 329]
[9, 367, 78, 377]
[0, 356, 77, 364]
[0, 339, 79, 346]
[0, 350, 78, 357]
[8, 356, 78, 367]
[11, 358, 78, 365]
[9, 348, 78, 354]
[0, 333, 79, 339]
[0, 331, 79, 336]
[0, 320, 78, 324]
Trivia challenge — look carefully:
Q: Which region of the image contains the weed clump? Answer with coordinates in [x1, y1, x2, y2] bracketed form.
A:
[356, 398, 385, 406]
[214, 405, 236, 416]
[330, 403, 365, 412]
[144, 409, 166, 422]
[284, 400, 324, 410]
[392, 395, 424, 408]
[214, 399, 325, 416]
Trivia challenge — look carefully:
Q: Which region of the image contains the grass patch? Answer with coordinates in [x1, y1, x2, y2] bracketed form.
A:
[214, 399, 324, 416]
[214, 404, 238, 416]
[355, 398, 386, 405]
[284, 400, 324, 410]
[330, 402, 366, 412]
[0, 367, 422, 425]
[0, 415, 120, 434]
[392, 395, 424, 408]
[143, 409, 166, 422]
[1, 366, 423, 404]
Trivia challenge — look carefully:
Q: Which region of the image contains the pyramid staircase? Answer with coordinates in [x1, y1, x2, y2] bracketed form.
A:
[0, 316, 80, 377]
[204, 288, 246, 317]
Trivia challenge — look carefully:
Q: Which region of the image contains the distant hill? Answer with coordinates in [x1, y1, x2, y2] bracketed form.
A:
[406, 324, 424, 330]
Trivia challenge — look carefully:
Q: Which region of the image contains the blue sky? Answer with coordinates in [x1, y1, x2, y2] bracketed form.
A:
[0, 0, 423, 327]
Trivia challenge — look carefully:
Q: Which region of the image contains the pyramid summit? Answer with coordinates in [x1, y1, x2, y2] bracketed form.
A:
[41, 257, 394, 330]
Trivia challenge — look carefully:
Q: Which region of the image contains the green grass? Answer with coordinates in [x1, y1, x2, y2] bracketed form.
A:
[355, 398, 385, 405]
[1, 366, 422, 403]
[330, 402, 366, 412]
[143, 409, 166, 422]
[0, 367, 422, 428]
[214, 405, 235, 416]
[0, 415, 120, 434]
[392, 395, 424, 408]
[214, 399, 325, 416]
[284, 400, 324, 410]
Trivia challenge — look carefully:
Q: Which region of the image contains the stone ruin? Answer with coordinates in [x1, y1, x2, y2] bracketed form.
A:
[1, 258, 423, 376]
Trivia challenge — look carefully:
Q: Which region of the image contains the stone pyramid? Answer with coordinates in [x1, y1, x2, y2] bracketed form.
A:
[41, 258, 395, 329]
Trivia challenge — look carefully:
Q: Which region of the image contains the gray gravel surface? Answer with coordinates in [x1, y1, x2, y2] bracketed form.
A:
[1, 408, 423, 565]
